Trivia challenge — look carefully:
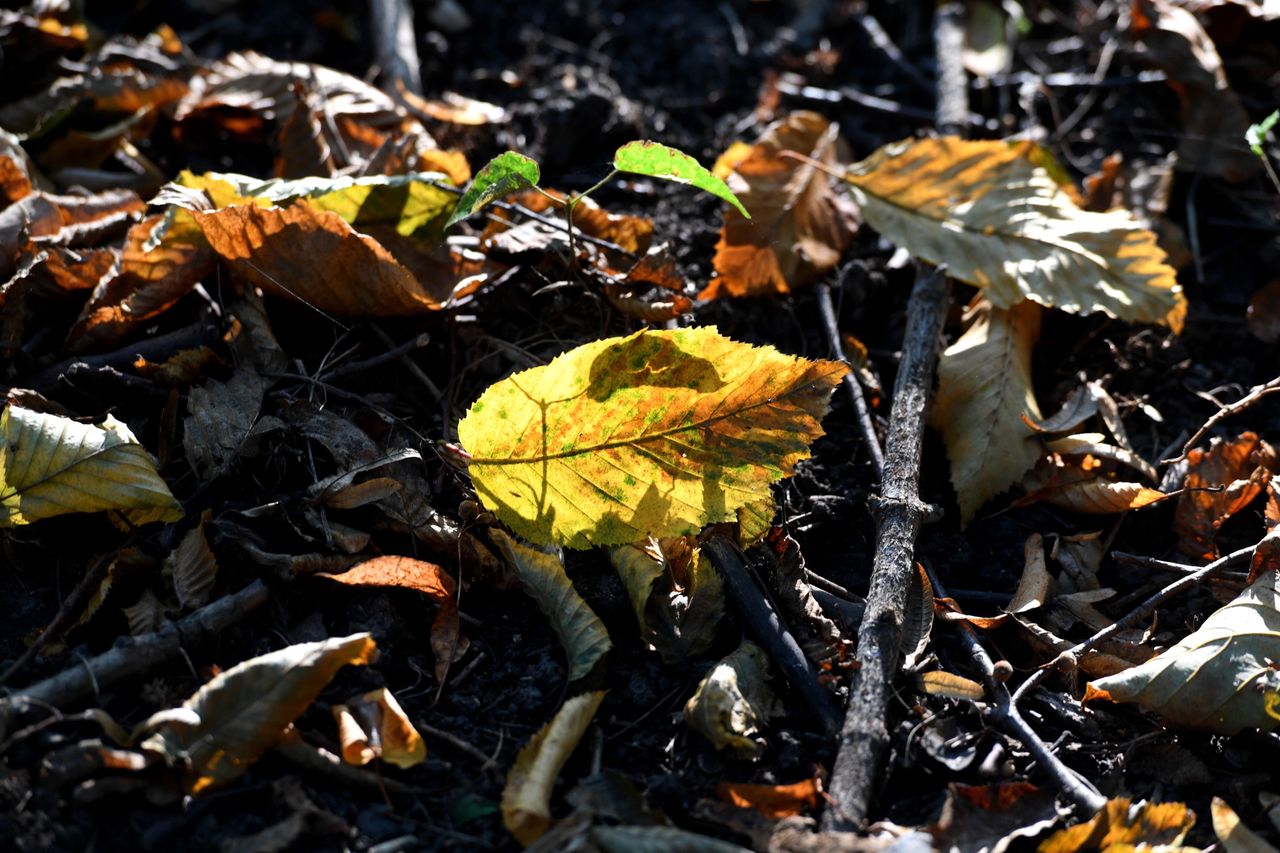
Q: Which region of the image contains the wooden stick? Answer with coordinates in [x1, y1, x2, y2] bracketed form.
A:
[369, 0, 422, 96]
[822, 265, 949, 830]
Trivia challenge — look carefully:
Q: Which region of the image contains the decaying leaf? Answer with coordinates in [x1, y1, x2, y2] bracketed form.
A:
[317, 556, 459, 683]
[1211, 796, 1278, 853]
[1019, 453, 1168, 515]
[1037, 797, 1195, 852]
[842, 137, 1186, 331]
[140, 633, 377, 793]
[930, 782, 1061, 853]
[1174, 432, 1275, 561]
[764, 528, 844, 663]
[934, 298, 1044, 525]
[490, 530, 612, 682]
[684, 640, 778, 759]
[184, 367, 272, 481]
[459, 327, 846, 548]
[0, 405, 182, 527]
[609, 535, 725, 663]
[503, 690, 607, 846]
[716, 777, 821, 819]
[702, 112, 857, 299]
[1086, 570, 1280, 733]
[332, 687, 426, 769]
[166, 511, 218, 610]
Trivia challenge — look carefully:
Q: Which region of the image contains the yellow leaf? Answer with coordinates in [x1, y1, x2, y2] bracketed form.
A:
[1085, 571, 1280, 733]
[459, 327, 846, 548]
[702, 112, 859, 299]
[0, 405, 183, 527]
[1038, 797, 1195, 852]
[843, 137, 1186, 332]
[503, 690, 606, 846]
[140, 633, 377, 793]
[490, 530, 611, 681]
[934, 299, 1043, 525]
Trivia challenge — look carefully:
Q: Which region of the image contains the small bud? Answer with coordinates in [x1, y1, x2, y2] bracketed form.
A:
[475, 511, 495, 526]
[991, 660, 1013, 682]
[459, 499, 480, 522]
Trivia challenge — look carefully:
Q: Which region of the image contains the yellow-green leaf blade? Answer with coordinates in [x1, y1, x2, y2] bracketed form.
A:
[843, 137, 1186, 332]
[0, 405, 183, 527]
[614, 141, 751, 219]
[458, 327, 847, 548]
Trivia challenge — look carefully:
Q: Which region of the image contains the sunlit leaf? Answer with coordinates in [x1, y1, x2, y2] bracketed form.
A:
[140, 633, 377, 793]
[502, 690, 607, 846]
[446, 151, 540, 229]
[1038, 797, 1195, 852]
[717, 777, 821, 819]
[1211, 796, 1276, 853]
[459, 327, 846, 548]
[332, 687, 426, 769]
[683, 640, 778, 759]
[842, 137, 1186, 331]
[0, 405, 182, 527]
[918, 671, 986, 701]
[933, 299, 1043, 525]
[614, 141, 750, 218]
[1085, 571, 1280, 733]
[1249, 110, 1279, 158]
[702, 112, 858, 299]
[490, 530, 611, 682]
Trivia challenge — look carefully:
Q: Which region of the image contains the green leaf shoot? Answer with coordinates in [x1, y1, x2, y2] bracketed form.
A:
[613, 141, 751, 219]
[1248, 110, 1279, 158]
[445, 151, 541, 229]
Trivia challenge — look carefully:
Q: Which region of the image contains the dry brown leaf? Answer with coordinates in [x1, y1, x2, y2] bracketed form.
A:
[1038, 797, 1195, 852]
[1175, 432, 1276, 561]
[934, 298, 1043, 525]
[1019, 453, 1168, 515]
[701, 112, 857, 299]
[918, 671, 986, 701]
[683, 640, 778, 759]
[716, 777, 821, 819]
[332, 687, 426, 769]
[1211, 796, 1279, 853]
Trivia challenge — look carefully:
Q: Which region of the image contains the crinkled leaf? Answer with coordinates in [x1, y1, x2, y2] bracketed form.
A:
[683, 640, 778, 759]
[702, 112, 858, 299]
[0, 405, 182, 527]
[1038, 797, 1194, 852]
[332, 687, 426, 769]
[842, 137, 1186, 331]
[716, 777, 821, 819]
[1174, 432, 1275, 561]
[502, 690, 607, 846]
[446, 151, 540, 229]
[459, 327, 846, 548]
[609, 536, 725, 663]
[933, 299, 1043, 526]
[490, 530, 611, 681]
[1086, 571, 1280, 733]
[614, 141, 749, 218]
[166, 511, 218, 609]
[140, 633, 377, 793]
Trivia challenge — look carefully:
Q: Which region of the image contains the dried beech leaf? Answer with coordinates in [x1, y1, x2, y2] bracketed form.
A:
[502, 690, 607, 846]
[918, 671, 986, 701]
[702, 112, 857, 299]
[140, 633, 377, 793]
[459, 328, 846, 548]
[1211, 796, 1277, 853]
[1175, 432, 1275, 561]
[490, 530, 611, 682]
[842, 137, 1186, 331]
[167, 511, 218, 610]
[716, 777, 820, 819]
[1038, 797, 1195, 852]
[934, 299, 1043, 525]
[331, 687, 426, 769]
[0, 405, 182, 527]
[1086, 571, 1280, 733]
[683, 640, 778, 759]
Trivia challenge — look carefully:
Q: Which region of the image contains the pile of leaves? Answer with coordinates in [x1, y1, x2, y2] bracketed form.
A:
[3, 0, 1280, 851]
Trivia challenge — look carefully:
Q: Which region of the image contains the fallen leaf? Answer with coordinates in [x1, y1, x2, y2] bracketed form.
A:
[459, 327, 846, 548]
[1248, 281, 1280, 344]
[1212, 796, 1279, 853]
[140, 633, 377, 793]
[332, 687, 426, 769]
[0, 405, 182, 527]
[183, 367, 272, 481]
[934, 298, 1044, 525]
[502, 690, 607, 846]
[1038, 797, 1195, 852]
[842, 137, 1186, 331]
[1174, 432, 1275, 560]
[490, 530, 612, 681]
[702, 112, 858, 299]
[1019, 453, 1168, 515]
[716, 777, 820, 819]
[166, 511, 218, 610]
[930, 782, 1060, 853]
[918, 671, 986, 701]
[684, 640, 778, 759]
[1086, 570, 1280, 733]
[609, 535, 725, 663]
[964, 0, 1016, 78]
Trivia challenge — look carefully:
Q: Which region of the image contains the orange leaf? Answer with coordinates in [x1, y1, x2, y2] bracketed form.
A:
[1174, 432, 1275, 561]
[701, 112, 858, 299]
[716, 777, 820, 819]
[1038, 797, 1194, 852]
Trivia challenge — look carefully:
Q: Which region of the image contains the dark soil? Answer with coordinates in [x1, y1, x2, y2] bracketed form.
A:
[3, 1, 1280, 851]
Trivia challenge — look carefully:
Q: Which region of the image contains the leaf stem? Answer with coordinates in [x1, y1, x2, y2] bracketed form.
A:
[565, 170, 618, 272]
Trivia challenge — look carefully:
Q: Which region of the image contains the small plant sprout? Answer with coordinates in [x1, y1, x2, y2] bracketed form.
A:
[445, 141, 750, 266]
[1247, 110, 1280, 195]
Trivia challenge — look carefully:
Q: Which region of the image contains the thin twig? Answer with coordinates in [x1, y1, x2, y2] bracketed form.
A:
[816, 277, 885, 479]
[319, 332, 431, 382]
[1163, 376, 1280, 464]
[923, 563, 1106, 812]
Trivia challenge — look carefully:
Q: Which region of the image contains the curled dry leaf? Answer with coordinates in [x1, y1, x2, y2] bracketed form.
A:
[502, 690, 607, 846]
[842, 137, 1186, 331]
[1018, 453, 1167, 515]
[917, 671, 986, 701]
[490, 529, 612, 682]
[0, 405, 182, 527]
[1086, 570, 1280, 734]
[140, 633, 377, 794]
[683, 640, 778, 759]
[318, 556, 459, 683]
[716, 777, 821, 819]
[933, 298, 1043, 526]
[459, 327, 846, 549]
[1037, 797, 1195, 852]
[1211, 796, 1278, 853]
[1174, 432, 1276, 561]
[609, 535, 724, 663]
[702, 111, 858, 299]
[332, 687, 426, 769]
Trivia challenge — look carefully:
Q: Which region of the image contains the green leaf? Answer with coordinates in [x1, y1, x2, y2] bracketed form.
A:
[1247, 110, 1279, 158]
[445, 151, 541, 229]
[0, 405, 183, 527]
[613, 141, 751, 219]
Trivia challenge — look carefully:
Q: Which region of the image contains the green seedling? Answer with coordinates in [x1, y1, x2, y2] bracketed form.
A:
[1247, 110, 1280, 195]
[445, 140, 750, 266]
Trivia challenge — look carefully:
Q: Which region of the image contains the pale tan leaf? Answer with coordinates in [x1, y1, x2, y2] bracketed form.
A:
[1212, 796, 1279, 853]
[331, 687, 426, 769]
[683, 641, 778, 759]
[842, 137, 1186, 331]
[503, 690, 607, 846]
[918, 671, 985, 701]
[934, 299, 1043, 525]
[167, 511, 218, 610]
[1007, 533, 1051, 613]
